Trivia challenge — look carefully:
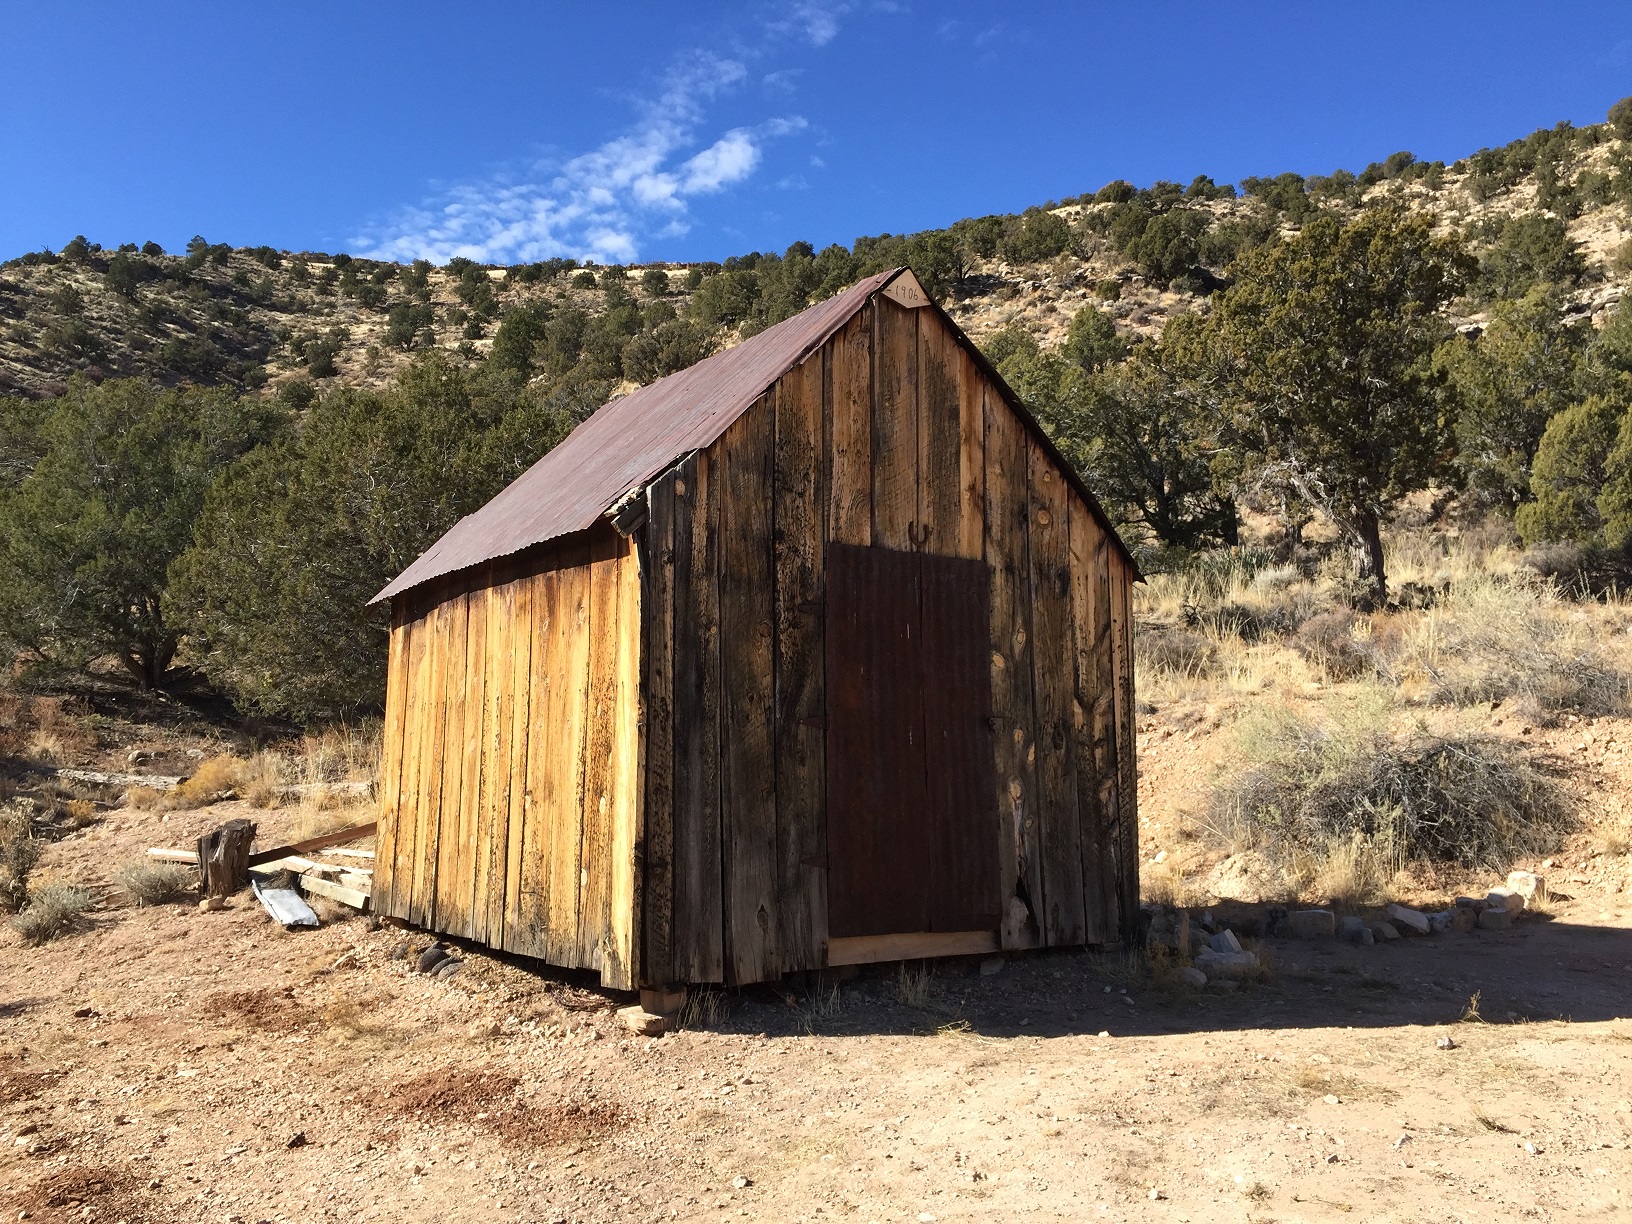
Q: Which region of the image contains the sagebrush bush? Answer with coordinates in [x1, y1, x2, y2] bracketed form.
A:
[1135, 625, 1218, 677]
[1213, 702, 1568, 880]
[1292, 610, 1374, 681]
[12, 883, 92, 944]
[115, 860, 194, 906]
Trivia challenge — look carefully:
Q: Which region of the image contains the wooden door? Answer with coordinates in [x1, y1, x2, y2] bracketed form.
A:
[824, 544, 999, 939]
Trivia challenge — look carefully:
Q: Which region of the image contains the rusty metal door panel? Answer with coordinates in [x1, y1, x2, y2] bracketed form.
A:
[919, 553, 1000, 932]
[824, 544, 997, 939]
[824, 544, 929, 937]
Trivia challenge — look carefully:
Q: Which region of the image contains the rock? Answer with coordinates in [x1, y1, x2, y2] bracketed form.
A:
[1427, 911, 1453, 934]
[469, 1021, 501, 1040]
[617, 1005, 669, 1037]
[388, 940, 412, 961]
[1436, 1036, 1457, 1050]
[1177, 967, 1207, 988]
[1477, 906, 1513, 931]
[1506, 871, 1546, 904]
[433, 958, 463, 979]
[286, 1131, 308, 1149]
[1450, 907, 1476, 933]
[1376, 922, 1400, 941]
[1454, 895, 1480, 909]
[1286, 909, 1335, 939]
[1195, 949, 1259, 980]
[1358, 927, 1374, 946]
[1339, 915, 1367, 943]
[978, 956, 1004, 976]
[1485, 887, 1525, 915]
[197, 896, 225, 913]
[126, 749, 154, 765]
[1385, 904, 1430, 935]
[414, 944, 449, 974]
[732, 1176, 751, 1189]
[1209, 929, 1242, 954]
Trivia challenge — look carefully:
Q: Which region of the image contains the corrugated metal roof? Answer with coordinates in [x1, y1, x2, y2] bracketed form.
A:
[372, 270, 899, 603]
[374, 267, 1137, 604]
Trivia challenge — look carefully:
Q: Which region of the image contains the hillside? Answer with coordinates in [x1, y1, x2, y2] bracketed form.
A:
[5, 108, 1632, 402]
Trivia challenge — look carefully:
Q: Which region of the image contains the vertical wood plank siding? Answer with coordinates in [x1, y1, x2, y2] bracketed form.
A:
[373, 525, 642, 989]
[380, 289, 1138, 991]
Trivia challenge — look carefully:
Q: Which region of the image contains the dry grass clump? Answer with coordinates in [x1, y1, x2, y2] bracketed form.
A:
[1387, 574, 1631, 716]
[288, 723, 381, 789]
[1135, 625, 1218, 678]
[678, 988, 731, 1030]
[169, 754, 247, 808]
[1212, 700, 1569, 891]
[114, 859, 194, 906]
[0, 802, 40, 914]
[895, 963, 932, 1007]
[12, 883, 92, 944]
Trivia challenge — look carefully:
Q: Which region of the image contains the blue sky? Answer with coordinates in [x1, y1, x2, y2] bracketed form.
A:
[4, 2, 1632, 265]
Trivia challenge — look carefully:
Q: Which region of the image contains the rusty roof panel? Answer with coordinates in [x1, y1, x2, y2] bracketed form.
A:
[372, 269, 899, 603]
[375, 267, 1140, 604]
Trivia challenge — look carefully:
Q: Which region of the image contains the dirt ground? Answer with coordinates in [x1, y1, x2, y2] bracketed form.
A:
[2, 718, 1630, 1224]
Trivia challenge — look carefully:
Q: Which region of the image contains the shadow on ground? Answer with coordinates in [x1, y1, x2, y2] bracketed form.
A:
[673, 915, 1632, 1041]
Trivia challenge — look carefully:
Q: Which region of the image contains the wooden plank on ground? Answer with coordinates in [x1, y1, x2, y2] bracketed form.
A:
[247, 822, 379, 867]
[871, 297, 919, 551]
[916, 308, 962, 557]
[1067, 496, 1110, 945]
[984, 386, 1042, 950]
[606, 533, 642, 989]
[957, 346, 986, 561]
[296, 873, 370, 911]
[773, 354, 827, 974]
[719, 399, 779, 985]
[827, 930, 999, 966]
[146, 848, 197, 864]
[672, 449, 725, 982]
[578, 528, 622, 973]
[1027, 438, 1085, 946]
[827, 307, 873, 547]
[641, 469, 678, 986]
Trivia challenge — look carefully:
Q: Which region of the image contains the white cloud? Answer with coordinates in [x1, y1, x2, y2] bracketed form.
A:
[766, 2, 852, 48]
[352, 54, 805, 265]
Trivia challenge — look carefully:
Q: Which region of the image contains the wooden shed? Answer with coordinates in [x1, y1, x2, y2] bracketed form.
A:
[370, 267, 1140, 992]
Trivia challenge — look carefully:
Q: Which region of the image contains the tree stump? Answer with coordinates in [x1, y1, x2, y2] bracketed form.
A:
[196, 819, 257, 898]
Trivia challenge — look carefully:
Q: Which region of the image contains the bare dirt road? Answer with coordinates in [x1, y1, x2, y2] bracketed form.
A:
[0, 787, 1628, 1224]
